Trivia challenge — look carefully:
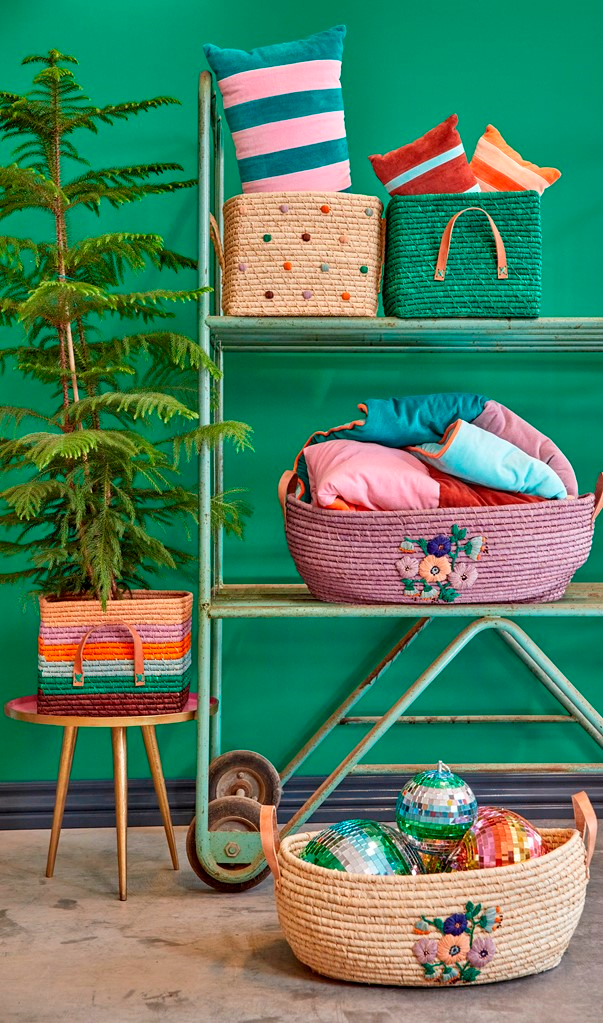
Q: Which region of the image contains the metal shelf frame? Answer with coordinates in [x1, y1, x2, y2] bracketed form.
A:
[195, 71, 603, 887]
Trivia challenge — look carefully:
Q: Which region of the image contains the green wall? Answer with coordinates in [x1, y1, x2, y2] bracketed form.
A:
[1, 0, 602, 785]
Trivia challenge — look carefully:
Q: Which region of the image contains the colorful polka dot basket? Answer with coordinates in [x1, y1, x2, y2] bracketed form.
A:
[210, 192, 384, 316]
[260, 794, 596, 987]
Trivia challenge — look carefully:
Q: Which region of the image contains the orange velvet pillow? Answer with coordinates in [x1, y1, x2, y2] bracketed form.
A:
[470, 124, 561, 194]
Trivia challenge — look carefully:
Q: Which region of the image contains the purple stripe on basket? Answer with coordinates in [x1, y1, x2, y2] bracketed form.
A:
[39, 620, 192, 643]
[285, 494, 595, 605]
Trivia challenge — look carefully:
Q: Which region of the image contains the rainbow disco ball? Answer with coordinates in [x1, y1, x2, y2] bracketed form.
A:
[396, 761, 478, 843]
[448, 806, 544, 870]
[298, 819, 424, 875]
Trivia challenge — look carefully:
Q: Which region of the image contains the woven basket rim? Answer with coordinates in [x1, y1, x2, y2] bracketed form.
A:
[279, 826, 580, 885]
[39, 589, 193, 608]
[287, 492, 594, 520]
[388, 190, 541, 203]
[224, 190, 383, 208]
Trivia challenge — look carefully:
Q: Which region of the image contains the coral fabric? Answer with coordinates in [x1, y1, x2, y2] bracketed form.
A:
[470, 125, 560, 194]
[409, 420, 567, 500]
[474, 400, 577, 496]
[369, 114, 479, 196]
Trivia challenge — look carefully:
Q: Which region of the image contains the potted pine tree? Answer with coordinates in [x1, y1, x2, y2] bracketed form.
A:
[0, 50, 250, 714]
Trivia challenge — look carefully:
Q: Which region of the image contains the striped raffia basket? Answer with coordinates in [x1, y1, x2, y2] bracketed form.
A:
[260, 795, 596, 987]
[37, 590, 192, 716]
[383, 191, 541, 318]
[284, 474, 602, 605]
[211, 191, 384, 316]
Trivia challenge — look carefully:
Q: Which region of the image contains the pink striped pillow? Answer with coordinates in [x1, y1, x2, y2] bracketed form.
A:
[369, 114, 479, 197]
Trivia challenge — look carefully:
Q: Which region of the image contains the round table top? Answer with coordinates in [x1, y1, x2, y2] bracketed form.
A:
[3, 693, 208, 728]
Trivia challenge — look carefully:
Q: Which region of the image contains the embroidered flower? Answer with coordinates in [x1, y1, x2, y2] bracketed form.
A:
[465, 536, 487, 561]
[448, 562, 478, 590]
[418, 555, 451, 583]
[437, 933, 470, 965]
[443, 913, 468, 936]
[427, 534, 452, 556]
[420, 583, 437, 600]
[466, 936, 496, 968]
[396, 555, 420, 579]
[413, 919, 430, 934]
[399, 538, 416, 553]
[479, 906, 503, 932]
[412, 938, 439, 964]
[442, 965, 460, 983]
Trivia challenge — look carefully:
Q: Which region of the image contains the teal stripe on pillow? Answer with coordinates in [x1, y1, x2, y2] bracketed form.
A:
[226, 88, 344, 133]
[237, 137, 348, 184]
[204, 25, 345, 77]
[204, 25, 351, 193]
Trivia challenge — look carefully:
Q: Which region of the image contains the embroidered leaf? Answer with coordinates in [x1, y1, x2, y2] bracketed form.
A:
[477, 914, 488, 930]
[457, 527, 467, 539]
[417, 537, 428, 555]
[403, 579, 416, 592]
[438, 584, 459, 603]
[465, 901, 474, 914]
[462, 966, 481, 983]
[473, 903, 482, 916]
[433, 917, 444, 933]
[423, 963, 436, 977]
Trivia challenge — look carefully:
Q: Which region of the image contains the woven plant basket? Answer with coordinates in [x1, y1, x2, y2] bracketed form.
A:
[211, 192, 384, 316]
[260, 795, 596, 987]
[284, 474, 602, 605]
[383, 191, 541, 318]
[37, 590, 193, 716]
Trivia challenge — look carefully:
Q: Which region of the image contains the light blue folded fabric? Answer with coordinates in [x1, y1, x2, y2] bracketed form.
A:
[409, 420, 567, 500]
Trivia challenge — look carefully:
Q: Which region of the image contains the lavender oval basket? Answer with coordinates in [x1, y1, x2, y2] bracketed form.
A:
[285, 493, 596, 605]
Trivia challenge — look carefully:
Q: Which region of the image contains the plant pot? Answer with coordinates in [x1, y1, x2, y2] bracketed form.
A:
[37, 590, 193, 716]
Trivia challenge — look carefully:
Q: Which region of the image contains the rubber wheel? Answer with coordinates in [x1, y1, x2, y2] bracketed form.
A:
[186, 796, 271, 893]
[208, 750, 282, 807]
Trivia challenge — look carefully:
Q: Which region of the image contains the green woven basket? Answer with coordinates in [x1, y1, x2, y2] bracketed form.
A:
[383, 191, 541, 318]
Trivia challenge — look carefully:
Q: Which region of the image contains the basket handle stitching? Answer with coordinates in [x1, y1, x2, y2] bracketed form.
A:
[72, 621, 145, 688]
[434, 207, 508, 283]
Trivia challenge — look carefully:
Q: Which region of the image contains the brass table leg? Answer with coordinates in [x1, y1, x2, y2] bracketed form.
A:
[141, 725, 179, 870]
[46, 726, 78, 877]
[111, 726, 128, 901]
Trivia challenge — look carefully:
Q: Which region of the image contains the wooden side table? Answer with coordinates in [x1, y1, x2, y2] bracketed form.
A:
[4, 694, 207, 900]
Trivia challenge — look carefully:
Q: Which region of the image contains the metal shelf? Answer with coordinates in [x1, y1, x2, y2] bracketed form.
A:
[208, 582, 603, 619]
[207, 316, 603, 353]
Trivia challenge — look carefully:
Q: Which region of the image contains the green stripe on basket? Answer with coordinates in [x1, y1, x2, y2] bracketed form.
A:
[226, 88, 344, 133]
[38, 671, 190, 694]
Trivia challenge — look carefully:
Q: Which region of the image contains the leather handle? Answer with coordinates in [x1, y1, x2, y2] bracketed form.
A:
[278, 471, 298, 524]
[72, 621, 145, 688]
[434, 206, 508, 282]
[592, 472, 603, 525]
[209, 212, 225, 273]
[260, 804, 281, 885]
[572, 790, 598, 872]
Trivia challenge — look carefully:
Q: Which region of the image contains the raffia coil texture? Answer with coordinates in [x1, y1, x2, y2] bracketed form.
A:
[383, 191, 541, 318]
[274, 828, 588, 986]
[221, 192, 384, 316]
[285, 494, 595, 604]
[37, 591, 193, 716]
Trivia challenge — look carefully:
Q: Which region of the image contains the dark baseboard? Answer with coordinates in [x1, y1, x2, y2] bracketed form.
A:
[1, 772, 602, 830]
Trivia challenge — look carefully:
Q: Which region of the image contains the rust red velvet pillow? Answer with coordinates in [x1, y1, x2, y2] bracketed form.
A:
[369, 114, 479, 196]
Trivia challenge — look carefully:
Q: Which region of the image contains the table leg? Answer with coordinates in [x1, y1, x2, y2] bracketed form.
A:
[111, 727, 128, 901]
[141, 725, 179, 870]
[46, 726, 78, 878]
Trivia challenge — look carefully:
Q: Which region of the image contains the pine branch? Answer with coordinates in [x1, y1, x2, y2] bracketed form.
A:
[57, 391, 198, 426]
[170, 421, 254, 461]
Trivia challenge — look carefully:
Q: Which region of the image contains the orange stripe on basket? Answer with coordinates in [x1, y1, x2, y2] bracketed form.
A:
[38, 635, 191, 662]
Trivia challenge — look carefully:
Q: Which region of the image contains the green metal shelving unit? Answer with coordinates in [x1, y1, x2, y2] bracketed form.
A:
[189, 71, 603, 890]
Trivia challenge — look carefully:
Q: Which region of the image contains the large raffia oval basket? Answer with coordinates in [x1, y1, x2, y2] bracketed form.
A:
[260, 796, 596, 987]
[211, 191, 384, 316]
[284, 476, 602, 605]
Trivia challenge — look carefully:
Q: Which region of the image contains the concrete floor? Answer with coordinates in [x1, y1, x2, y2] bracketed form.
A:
[0, 824, 601, 1023]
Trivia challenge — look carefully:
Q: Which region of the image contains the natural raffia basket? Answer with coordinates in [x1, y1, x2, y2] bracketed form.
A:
[383, 191, 541, 318]
[283, 474, 603, 605]
[211, 191, 384, 316]
[37, 590, 192, 716]
[260, 795, 596, 987]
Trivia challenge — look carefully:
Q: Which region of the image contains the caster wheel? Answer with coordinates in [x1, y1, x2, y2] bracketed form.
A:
[209, 750, 282, 807]
[186, 796, 271, 893]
